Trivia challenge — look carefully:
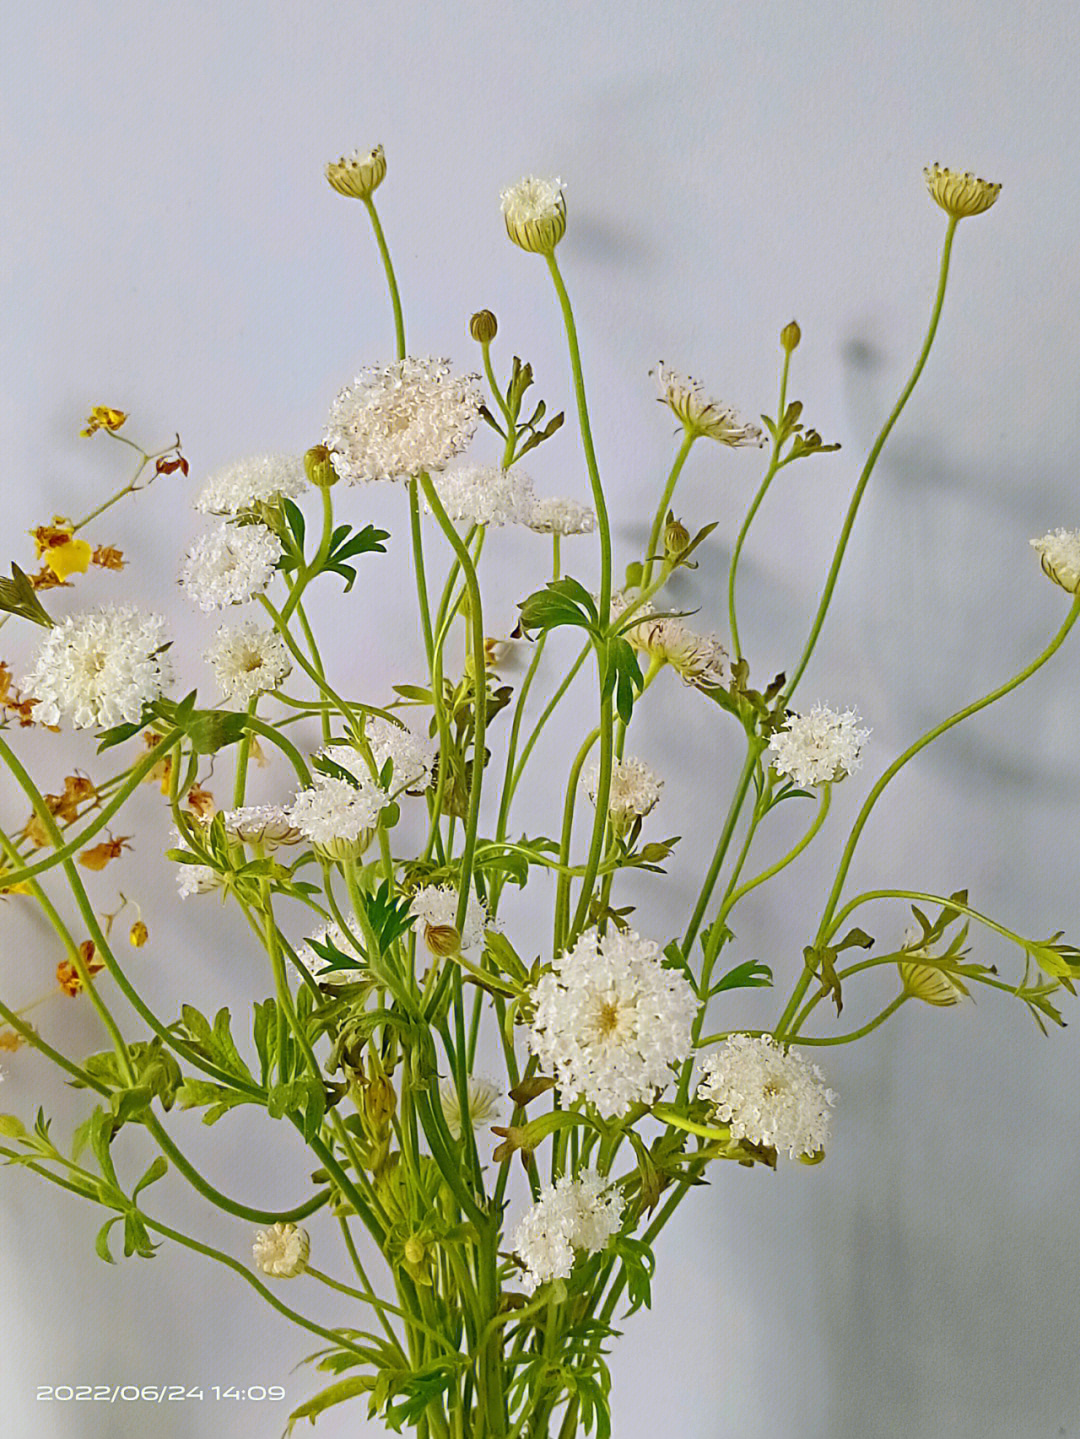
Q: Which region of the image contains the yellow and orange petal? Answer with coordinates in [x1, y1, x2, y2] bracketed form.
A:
[80, 406, 128, 437]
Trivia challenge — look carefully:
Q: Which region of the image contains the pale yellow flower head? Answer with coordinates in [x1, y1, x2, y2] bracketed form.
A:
[500, 176, 567, 254]
[923, 164, 1001, 219]
[326, 145, 387, 201]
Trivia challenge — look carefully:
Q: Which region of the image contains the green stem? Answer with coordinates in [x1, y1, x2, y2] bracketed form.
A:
[642, 432, 695, 590]
[364, 195, 406, 360]
[782, 216, 959, 705]
[792, 993, 907, 1045]
[681, 739, 765, 959]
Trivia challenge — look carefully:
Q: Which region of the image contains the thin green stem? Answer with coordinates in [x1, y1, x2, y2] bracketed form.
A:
[782, 217, 959, 705]
[364, 195, 406, 359]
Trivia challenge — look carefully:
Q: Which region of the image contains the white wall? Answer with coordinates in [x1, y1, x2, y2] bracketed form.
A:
[2, 3, 1079, 1436]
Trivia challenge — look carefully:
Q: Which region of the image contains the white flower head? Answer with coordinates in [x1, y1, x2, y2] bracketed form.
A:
[410, 883, 489, 956]
[500, 175, 567, 253]
[584, 756, 663, 833]
[296, 918, 367, 986]
[220, 805, 303, 850]
[769, 704, 869, 787]
[286, 774, 388, 859]
[205, 621, 292, 704]
[653, 364, 764, 446]
[439, 1075, 501, 1141]
[528, 927, 696, 1119]
[426, 465, 535, 527]
[1031, 529, 1080, 595]
[179, 522, 282, 611]
[624, 609, 728, 690]
[252, 1222, 310, 1278]
[365, 717, 436, 793]
[195, 455, 308, 515]
[176, 862, 221, 898]
[325, 357, 481, 485]
[21, 605, 172, 730]
[697, 1034, 835, 1159]
[512, 1170, 623, 1295]
[526, 496, 597, 535]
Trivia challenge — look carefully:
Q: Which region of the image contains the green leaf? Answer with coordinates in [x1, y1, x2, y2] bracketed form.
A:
[0, 1115, 26, 1139]
[285, 1374, 377, 1433]
[0, 564, 54, 627]
[131, 1154, 168, 1202]
[709, 959, 773, 995]
[281, 497, 306, 550]
[123, 1211, 159, 1259]
[95, 1215, 122, 1265]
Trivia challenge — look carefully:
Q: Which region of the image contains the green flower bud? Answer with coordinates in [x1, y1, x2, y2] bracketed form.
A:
[304, 444, 338, 489]
[326, 145, 387, 201]
[469, 310, 498, 344]
[780, 319, 801, 353]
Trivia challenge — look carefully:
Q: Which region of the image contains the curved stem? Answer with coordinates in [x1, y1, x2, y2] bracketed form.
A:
[782, 216, 959, 705]
[364, 195, 405, 360]
[642, 432, 695, 590]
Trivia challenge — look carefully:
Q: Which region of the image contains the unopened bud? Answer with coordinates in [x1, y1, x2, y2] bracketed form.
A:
[424, 921, 461, 958]
[780, 320, 801, 353]
[469, 310, 498, 344]
[364, 1073, 397, 1128]
[404, 1236, 425, 1265]
[129, 920, 149, 948]
[325, 145, 386, 201]
[663, 511, 691, 560]
[304, 444, 338, 489]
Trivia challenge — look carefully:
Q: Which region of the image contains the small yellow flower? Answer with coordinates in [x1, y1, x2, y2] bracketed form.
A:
[923, 164, 1001, 219]
[80, 405, 128, 437]
[326, 145, 387, 201]
[43, 538, 92, 582]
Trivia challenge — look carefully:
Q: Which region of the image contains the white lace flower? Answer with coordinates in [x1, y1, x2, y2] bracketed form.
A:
[364, 718, 436, 793]
[525, 496, 597, 535]
[512, 1170, 623, 1295]
[584, 756, 663, 832]
[325, 357, 481, 484]
[620, 606, 728, 689]
[295, 918, 367, 986]
[697, 1034, 835, 1159]
[410, 883, 489, 956]
[426, 465, 535, 527]
[179, 522, 282, 611]
[252, 1222, 310, 1278]
[195, 455, 308, 515]
[769, 704, 869, 787]
[500, 176, 567, 253]
[528, 927, 696, 1120]
[439, 1075, 501, 1141]
[1031, 529, 1080, 594]
[286, 775, 388, 858]
[220, 805, 303, 849]
[205, 621, 292, 704]
[175, 862, 221, 898]
[653, 364, 763, 446]
[20, 605, 172, 730]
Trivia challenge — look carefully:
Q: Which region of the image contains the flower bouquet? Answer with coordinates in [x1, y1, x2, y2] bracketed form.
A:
[0, 150, 1075, 1438]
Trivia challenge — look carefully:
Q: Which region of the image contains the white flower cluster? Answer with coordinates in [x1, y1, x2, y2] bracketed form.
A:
[653, 363, 763, 447]
[195, 455, 307, 515]
[220, 805, 302, 849]
[410, 883, 489, 955]
[426, 465, 535, 528]
[438, 1075, 501, 1141]
[364, 717, 436, 793]
[21, 605, 172, 730]
[511, 1170, 623, 1295]
[612, 594, 729, 689]
[170, 827, 221, 899]
[500, 175, 565, 228]
[1031, 528, 1080, 594]
[525, 496, 596, 536]
[295, 918, 367, 986]
[179, 522, 282, 611]
[585, 756, 663, 831]
[697, 1034, 835, 1159]
[252, 1222, 310, 1279]
[325, 357, 481, 484]
[768, 704, 869, 787]
[205, 621, 292, 704]
[528, 927, 696, 1119]
[286, 774, 388, 855]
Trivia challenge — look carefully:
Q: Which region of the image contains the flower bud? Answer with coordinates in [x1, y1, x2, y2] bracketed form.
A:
[325, 145, 386, 201]
[780, 320, 801, 353]
[424, 921, 461, 958]
[404, 1236, 425, 1266]
[363, 1072, 397, 1129]
[304, 444, 338, 489]
[1030, 529, 1080, 595]
[663, 512, 691, 561]
[923, 163, 1001, 219]
[313, 829, 374, 864]
[252, 1222, 310, 1278]
[469, 310, 498, 344]
[129, 920, 149, 948]
[500, 176, 567, 254]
